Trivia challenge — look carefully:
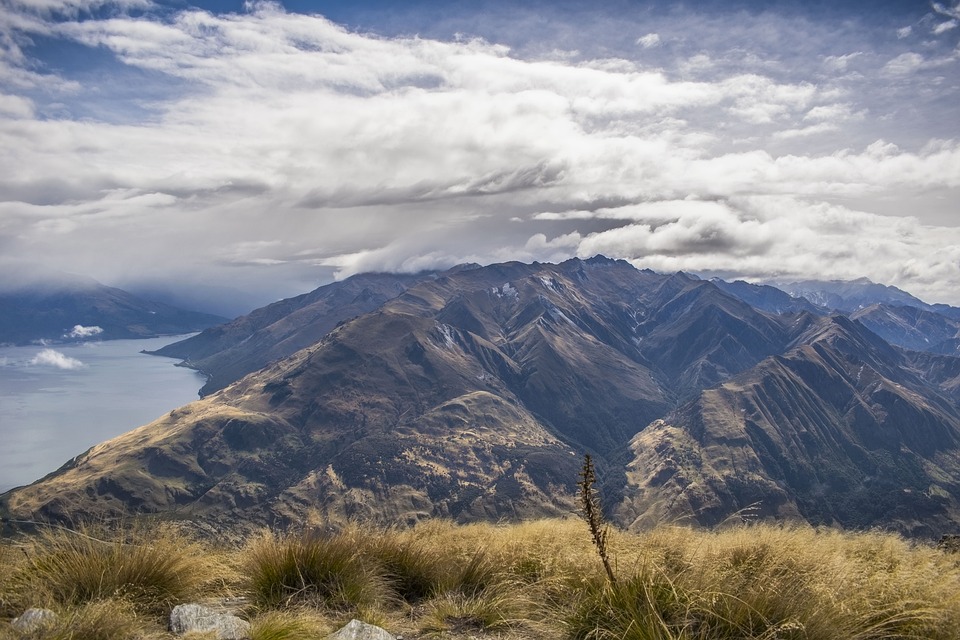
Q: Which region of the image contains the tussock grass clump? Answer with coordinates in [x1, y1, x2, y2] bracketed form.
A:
[420, 588, 531, 635]
[243, 530, 389, 612]
[9, 523, 212, 618]
[356, 531, 446, 604]
[567, 568, 687, 640]
[43, 599, 146, 640]
[248, 609, 332, 640]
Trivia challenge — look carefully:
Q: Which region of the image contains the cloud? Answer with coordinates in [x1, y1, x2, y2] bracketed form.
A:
[29, 348, 85, 369]
[636, 33, 660, 49]
[567, 196, 960, 306]
[0, 1, 957, 309]
[0, 94, 34, 118]
[933, 2, 960, 21]
[883, 52, 925, 74]
[65, 325, 103, 339]
[821, 52, 862, 72]
[932, 19, 958, 35]
[803, 103, 860, 123]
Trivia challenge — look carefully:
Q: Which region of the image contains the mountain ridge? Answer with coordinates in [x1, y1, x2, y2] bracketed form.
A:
[4, 257, 960, 537]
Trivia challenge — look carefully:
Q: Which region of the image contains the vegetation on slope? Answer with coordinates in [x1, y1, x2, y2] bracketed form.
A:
[1, 517, 959, 640]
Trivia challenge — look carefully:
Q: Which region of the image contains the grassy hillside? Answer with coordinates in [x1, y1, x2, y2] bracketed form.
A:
[1, 518, 959, 639]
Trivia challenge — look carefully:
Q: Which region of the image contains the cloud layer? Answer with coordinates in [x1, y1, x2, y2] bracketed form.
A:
[0, 0, 958, 310]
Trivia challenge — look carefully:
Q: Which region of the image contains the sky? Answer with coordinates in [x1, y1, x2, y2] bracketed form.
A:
[0, 0, 958, 316]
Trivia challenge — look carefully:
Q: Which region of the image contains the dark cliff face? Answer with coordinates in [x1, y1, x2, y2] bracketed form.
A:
[5, 258, 960, 536]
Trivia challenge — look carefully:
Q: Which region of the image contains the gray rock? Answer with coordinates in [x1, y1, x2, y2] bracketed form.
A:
[11, 608, 57, 635]
[170, 603, 251, 640]
[326, 619, 397, 640]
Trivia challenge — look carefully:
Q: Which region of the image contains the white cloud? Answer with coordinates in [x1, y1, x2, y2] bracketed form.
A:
[0, 94, 34, 118]
[803, 103, 860, 122]
[932, 19, 958, 34]
[883, 52, 925, 74]
[636, 33, 660, 49]
[896, 26, 912, 39]
[933, 2, 960, 21]
[821, 52, 862, 72]
[571, 196, 960, 303]
[65, 325, 103, 338]
[29, 348, 85, 369]
[771, 123, 838, 140]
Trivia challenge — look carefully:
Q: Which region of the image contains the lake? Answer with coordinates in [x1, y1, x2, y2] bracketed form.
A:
[0, 336, 206, 493]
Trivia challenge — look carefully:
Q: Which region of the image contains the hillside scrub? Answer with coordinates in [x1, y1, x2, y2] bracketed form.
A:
[0, 518, 958, 639]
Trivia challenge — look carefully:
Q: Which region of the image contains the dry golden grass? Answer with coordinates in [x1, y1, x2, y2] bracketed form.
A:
[1, 518, 958, 640]
[243, 529, 392, 613]
[248, 609, 333, 640]
[7, 522, 220, 618]
[568, 523, 960, 640]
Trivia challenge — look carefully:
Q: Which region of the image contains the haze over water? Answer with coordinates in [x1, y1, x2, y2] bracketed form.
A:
[0, 336, 206, 493]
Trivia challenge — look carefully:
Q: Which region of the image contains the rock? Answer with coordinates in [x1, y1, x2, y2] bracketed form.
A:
[170, 603, 251, 639]
[326, 619, 397, 640]
[11, 608, 57, 634]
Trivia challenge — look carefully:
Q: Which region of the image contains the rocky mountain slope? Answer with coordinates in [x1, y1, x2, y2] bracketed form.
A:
[4, 258, 960, 536]
[149, 272, 431, 396]
[619, 315, 960, 537]
[0, 274, 227, 345]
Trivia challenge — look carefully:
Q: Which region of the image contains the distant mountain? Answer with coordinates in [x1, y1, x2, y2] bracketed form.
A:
[761, 278, 960, 357]
[851, 304, 960, 356]
[710, 278, 825, 315]
[0, 275, 228, 345]
[4, 258, 960, 537]
[780, 277, 935, 313]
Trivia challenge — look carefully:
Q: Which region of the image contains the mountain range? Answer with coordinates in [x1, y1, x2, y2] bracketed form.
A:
[3, 257, 960, 538]
[0, 273, 228, 345]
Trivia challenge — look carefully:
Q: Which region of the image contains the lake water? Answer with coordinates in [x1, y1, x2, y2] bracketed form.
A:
[0, 336, 206, 493]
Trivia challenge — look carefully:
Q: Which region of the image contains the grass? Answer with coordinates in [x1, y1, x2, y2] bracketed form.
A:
[248, 609, 332, 640]
[39, 600, 147, 640]
[2, 518, 959, 639]
[243, 529, 390, 612]
[3, 522, 216, 618]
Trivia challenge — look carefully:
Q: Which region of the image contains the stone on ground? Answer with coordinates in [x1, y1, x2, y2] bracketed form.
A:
[327, 619, 397, 640]
[170, 603, 251, 640]
[11, 608, 57, 634]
